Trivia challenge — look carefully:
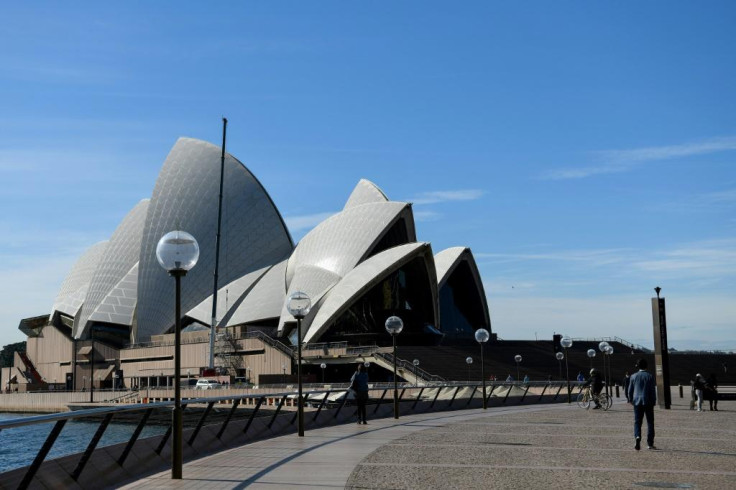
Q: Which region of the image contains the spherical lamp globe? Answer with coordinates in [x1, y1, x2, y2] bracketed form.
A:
[560, 336, 573, 349]
[385, 316, 404, 336]
[156, 231, 199, 273]
[286, 291, 311, 319]
[475, 328, 490, 344]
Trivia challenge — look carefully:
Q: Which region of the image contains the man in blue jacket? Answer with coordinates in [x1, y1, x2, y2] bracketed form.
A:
[627, 358, 657, 450]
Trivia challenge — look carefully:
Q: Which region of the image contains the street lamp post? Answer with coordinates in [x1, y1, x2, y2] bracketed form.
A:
[514, 354, 522, 382]
[385, 316, 404, 419]
[287, 291, 311, 437]
[556, 351, 564, 380]
[475, 329, 490, 409]
[89, 328, 94, 404]
[560, 335, 573, 403]
[156, 230, 199, 480]
[412, 359, 420, 386]
[587, 348, 596, 369]
[320, 362, 327, 384]
[598, 341, 609, 396]
[465, 356, 473, 383]
[605, 344, 614, 397]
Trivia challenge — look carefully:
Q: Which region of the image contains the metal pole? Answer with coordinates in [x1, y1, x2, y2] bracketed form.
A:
[297, 317, 304, 437]
[516, 362, 520, 382]
[481, 345, 487, 409]
[172, 271, 184, 479]
[392, 334, 399, 419]
[90, 329, 94, 404]
[564, 347, 571, 403]
[209, 117, 228, 369]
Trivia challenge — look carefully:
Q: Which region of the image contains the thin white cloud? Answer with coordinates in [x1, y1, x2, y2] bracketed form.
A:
[632, 238, 736, 277]
[413, 210, 442, 222]
[543, 136, 736, 180]
[408, 189, 484, 205]
[0, 56, 122, 85]
[695, 188, 736, 206]
[284, 212, 336, 232]
[476, 248, 631, 266]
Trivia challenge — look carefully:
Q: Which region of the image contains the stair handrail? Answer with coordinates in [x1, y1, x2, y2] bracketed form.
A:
[240, 330, 294, 358]
[571, 336, 652, 353]
[375, 351, 446, 382]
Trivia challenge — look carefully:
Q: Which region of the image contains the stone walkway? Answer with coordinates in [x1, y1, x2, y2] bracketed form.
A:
[121, 397, 736, 489]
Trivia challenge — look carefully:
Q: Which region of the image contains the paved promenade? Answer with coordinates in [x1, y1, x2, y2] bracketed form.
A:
[121, 397, 735, 489]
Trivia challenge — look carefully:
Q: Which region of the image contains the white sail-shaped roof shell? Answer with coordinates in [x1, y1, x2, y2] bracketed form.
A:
[305, 242, 438, 343]
[85, 263, 140, 330]
[434, 246, 491, 330]
[278, 201, 416, 334]
[343, 179, 389, 209]
[135, 137, 293, 342]
[185, 264, 272, 327]
[75, 199, 149, 338]
[50, 241, 108, 321]
[225, 259, 289, 325]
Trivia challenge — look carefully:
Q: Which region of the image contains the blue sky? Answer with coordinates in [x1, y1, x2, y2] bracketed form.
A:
[1, 2, 734, 350]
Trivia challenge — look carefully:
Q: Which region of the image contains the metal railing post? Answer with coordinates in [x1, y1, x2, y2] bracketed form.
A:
[188, 401, 215, 446]
[217, 399, 241, 439]
[72, 413, 114, 481]
[19, 420, 67, 490]
[466, 386, 478, 406]
[242, 397, 264, 435]
[118, 408, 153, 466]
[268, 395, 288, 429]
[411, 387, 426, 411]
[313, 391, 331, 422]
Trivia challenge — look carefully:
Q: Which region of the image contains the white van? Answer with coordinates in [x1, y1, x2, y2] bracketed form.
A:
[195, 379, 222, 390]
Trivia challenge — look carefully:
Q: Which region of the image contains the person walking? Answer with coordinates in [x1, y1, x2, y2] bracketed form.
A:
[350, 363, 369, 425]
[622, 372, 631, 403]
[584, 369, 604, 409]
[705, 373, 719, 411]
[627, 358, 657, 450]
[693, 373, 706, 412]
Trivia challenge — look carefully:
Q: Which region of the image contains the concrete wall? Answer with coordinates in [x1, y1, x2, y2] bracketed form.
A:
[26, 326, 73, 384]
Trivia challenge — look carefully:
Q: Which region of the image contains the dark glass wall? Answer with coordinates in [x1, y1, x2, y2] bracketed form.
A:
[320, 256, 438, 346]
[439, 261, 488, 340]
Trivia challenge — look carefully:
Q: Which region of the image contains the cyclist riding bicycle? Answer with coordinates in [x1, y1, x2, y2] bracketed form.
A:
[583, 368, 604, 409]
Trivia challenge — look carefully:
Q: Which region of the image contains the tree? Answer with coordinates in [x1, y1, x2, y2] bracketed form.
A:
[0, 341, 26, 368]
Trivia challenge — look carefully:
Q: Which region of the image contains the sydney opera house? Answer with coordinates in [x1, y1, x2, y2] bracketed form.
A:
[8, 137, 491, 391]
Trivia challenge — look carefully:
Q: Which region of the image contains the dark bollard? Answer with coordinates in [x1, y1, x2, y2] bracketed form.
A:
[679, 384, 683, 398]
[615, 384, 620, 398]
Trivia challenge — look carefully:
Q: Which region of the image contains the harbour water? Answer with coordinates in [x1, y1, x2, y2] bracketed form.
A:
[0, 412, 168, 473]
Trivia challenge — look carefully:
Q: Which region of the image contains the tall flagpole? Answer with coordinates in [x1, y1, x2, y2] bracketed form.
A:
[209, 117, 228, 369]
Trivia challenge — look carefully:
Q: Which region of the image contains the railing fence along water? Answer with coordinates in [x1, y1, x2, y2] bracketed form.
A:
[0, 381, 578, 489]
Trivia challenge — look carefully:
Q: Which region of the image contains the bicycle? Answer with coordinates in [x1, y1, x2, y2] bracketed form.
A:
[576, 386, 611, 411]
